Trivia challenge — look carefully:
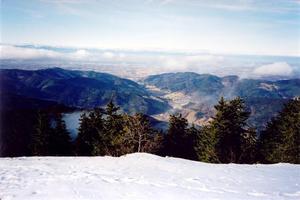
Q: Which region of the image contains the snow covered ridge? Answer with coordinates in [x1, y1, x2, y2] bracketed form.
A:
[0, 153, 299, 200]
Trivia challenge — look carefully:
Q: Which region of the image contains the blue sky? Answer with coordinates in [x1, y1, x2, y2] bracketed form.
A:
[1, 0, 300, 56]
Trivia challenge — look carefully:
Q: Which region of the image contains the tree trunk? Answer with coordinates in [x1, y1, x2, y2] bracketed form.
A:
[138, 134, 142, 153]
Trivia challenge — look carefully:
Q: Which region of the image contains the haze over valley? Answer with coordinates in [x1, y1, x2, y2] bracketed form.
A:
[1, 44, 300, 81]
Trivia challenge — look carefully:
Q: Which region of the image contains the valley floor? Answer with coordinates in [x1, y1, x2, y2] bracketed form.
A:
[0, 153, 299, 200]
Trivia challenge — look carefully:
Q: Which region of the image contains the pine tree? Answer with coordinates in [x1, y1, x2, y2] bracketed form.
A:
[212, 97, 251, 163]
[259, 98, 300, 164]
[144, 130, 164, 155]
[239, 127, 257, 163]
[76, 113, 90, 155]
[103, 100, 124, 156]
[164, 114, 195, 159]
[193, 125, 219, 163]
[89, 108, 106, 155]
[30, 111, 52, 156]
[76, 108, 105, 156]
[48, 113, 72, 156]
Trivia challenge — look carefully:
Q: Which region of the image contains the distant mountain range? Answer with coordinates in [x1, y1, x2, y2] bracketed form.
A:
[144, 72, 300, 100]
[143, 72, 300, 129]
[1, 68, 299, 130]
[0, 68, 169, 115]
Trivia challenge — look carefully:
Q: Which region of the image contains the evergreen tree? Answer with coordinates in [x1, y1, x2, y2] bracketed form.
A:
[30, 111, 52, 156]
[48, 113, 72, 156]
[193, 125, 218, 163]
[103, 100, 124, 156]
[144, 130, 164, 155]
[122, 113, 162, 154]
[76, 108, 105, 156]
[239, 127, 257, 163]
[90, 108, 106, 155]
[212, 97, 251, 163]
[76, 113, 91, 155]
[164, 114, 195, 159]
[2, 109, 36, 156]
[259, 98, 300, 163]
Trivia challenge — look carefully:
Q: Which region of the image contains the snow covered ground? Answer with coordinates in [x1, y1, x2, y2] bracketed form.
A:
[0, 153, 299, 200]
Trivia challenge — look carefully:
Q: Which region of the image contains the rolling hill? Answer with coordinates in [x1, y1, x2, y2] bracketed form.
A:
[1, 68, 299, 130]
[0, 68, 169, 115]
[143, 72, 300, 129]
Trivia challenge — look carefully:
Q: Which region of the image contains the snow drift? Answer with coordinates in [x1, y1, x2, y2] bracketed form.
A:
[0, 153, 299, 200]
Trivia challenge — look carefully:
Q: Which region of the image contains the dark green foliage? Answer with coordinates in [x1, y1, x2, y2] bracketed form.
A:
[1, 109, 36, 156]
[103, 101, 124, 156]
[2, 87, 299, 164]
[75, 102, 163, 156]
[212, 97, 252, 163]
[76, 113, 91, 155]
[48, 113, 72, 156]
[75, 108, 105, 156]
[75, 101, 125, 156]
[239, 128, 258, 163]
[1, 93, 75, 157]
[30, 111, 73, 156]
[164, 114, 196, 160]
[259, 98, 300, 164]
[75, 104, 163, 156]
[30, 111, 52, 156]
[193, 97, 257, 164]
[193, 125, 219, 163]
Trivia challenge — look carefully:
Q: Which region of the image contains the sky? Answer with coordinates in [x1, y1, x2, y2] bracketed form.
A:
[1, 0, 300, 56]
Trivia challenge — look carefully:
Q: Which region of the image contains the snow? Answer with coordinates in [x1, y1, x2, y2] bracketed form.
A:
[0, 153, 299, 200]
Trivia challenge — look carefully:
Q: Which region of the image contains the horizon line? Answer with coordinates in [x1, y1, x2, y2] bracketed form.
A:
[2, 42, 300, 58]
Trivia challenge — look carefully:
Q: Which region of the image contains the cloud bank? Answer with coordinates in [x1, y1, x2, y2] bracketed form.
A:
[0, 45, 94, 60]
[1, 45, 298, 79]
[0, 45, 61, 60]
[253, 62, 294, 77]
[0, 44, 224, 69]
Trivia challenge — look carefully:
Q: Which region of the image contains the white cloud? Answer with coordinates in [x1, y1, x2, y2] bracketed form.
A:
[102, 52, 115, 59]
[1, 45, 297, 79]
[0, 45, 92, 60]
[159, 54, 224, 70]
[253, 62, 294, 76]
[0, 45, 62, 59]
[0, 44, 234, 72]
[71, 49, 90, 59]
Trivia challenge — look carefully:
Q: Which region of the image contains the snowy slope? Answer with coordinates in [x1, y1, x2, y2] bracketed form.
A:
[0, 153, 299, 200]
